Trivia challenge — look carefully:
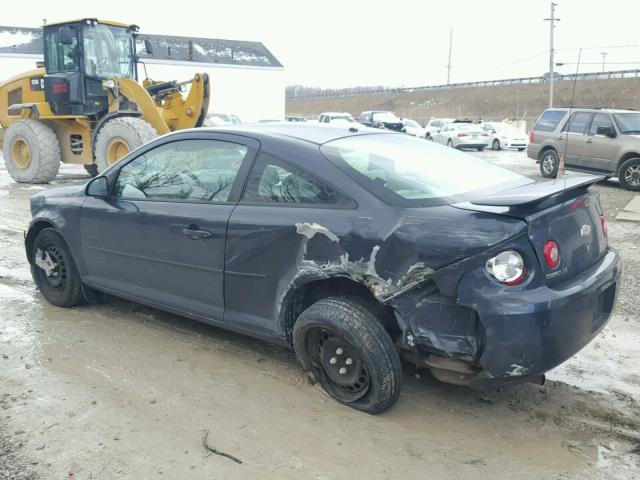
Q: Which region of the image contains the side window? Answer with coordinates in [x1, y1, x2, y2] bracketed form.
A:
[242, 154, 354, 207]
[564, 112, 592, 134]
[323, 116, 330, 123]
[589, 113, 614, 135]
[115, 139, 248, 202]
[534, 110, 567, 132]
[44, 29, 79, 74]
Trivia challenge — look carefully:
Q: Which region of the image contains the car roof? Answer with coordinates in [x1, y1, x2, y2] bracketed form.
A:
[545, 107, 636, 114]
[198, 122, 394, 145]
[320, 112, 352, 116]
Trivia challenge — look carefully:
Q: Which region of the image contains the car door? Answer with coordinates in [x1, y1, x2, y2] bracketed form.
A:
[560, 111, 593, 167]
[80, 133, 258, 322]
[224, 152, 356, 339]
[582, 113, 619, 173]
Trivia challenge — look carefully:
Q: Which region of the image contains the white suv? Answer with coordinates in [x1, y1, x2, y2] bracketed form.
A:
[317, 112, 356, 124]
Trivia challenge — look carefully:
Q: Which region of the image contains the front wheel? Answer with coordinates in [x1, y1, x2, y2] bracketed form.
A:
[539, 149, 559, 178]
[492, 139, 501, 150]
[618, 158, 640, 191]
[31, 228, 84, 307]
[293, 297, 402, 414]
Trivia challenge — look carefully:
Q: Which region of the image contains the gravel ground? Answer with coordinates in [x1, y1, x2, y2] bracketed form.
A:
[0, 149, 639, 480]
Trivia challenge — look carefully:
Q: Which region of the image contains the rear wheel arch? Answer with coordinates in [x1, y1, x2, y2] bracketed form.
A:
[280, 276, 401, 346]
[537, 145, 557, 160]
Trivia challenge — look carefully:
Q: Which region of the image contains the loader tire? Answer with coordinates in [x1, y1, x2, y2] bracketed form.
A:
[94, 117, 157, 173]
[2, 119, 61, 183]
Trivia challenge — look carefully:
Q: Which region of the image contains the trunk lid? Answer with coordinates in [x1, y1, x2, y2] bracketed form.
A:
[457, 176, 608, 286]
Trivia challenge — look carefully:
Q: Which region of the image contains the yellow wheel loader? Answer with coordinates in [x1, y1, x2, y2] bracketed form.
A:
[0, 19, 210, 183]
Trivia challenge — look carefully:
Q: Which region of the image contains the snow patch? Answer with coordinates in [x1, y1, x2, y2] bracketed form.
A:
[295, 223, 339, 243]
[0, 31, 34, 49]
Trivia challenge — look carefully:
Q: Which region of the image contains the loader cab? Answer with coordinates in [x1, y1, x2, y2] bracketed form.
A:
[42, 19, 138, 116]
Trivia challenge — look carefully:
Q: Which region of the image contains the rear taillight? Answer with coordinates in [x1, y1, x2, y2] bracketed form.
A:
[457, 132, 468, 137]
[486, 250, 527, 285]
[543, 240, 559, 268]
[529, 130, 535, 143]
[600, 215, 607, 237]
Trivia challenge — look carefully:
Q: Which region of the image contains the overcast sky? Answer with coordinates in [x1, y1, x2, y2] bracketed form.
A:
[5, 0, 640, 88]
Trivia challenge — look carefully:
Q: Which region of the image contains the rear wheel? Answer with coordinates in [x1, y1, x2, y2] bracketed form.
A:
[539, 149, 559, 178]
[94, 117, 157, 173]
[31, 228, 84, 307]
[477, 147, 485, 151]
[618, 158, 640, 191]
[293, 297, 402, 414]
[2, 119, 61, 183]
[492, 139, 501, 150]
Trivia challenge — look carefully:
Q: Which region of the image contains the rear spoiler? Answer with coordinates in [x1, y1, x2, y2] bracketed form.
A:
[470, 175, 604, 207]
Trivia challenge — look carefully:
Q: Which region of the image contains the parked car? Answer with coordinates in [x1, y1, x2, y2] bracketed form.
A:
[527, 107, 640, 190]
[542, 71, 563, 82]
[401, 118, 426, 138]
[432, 123, 490, 150]
[286, 116, 307, 122]
[26, 124, 620, 414]
[318, 112, 356, 124]
[207, 113, 242, 125]
[482, 122, 529, 151]
[358, 111, 404, 131]
[424, 118, 455, 140]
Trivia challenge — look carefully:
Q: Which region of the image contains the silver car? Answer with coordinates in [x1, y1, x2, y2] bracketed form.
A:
[432, 123, 490, 151]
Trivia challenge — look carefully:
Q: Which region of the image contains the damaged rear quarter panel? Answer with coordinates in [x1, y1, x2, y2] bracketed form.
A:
[224, 186, 527, 346]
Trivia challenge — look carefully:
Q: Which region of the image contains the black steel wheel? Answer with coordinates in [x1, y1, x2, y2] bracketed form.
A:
[31, 228, 84, 307]
[293, 297, 402, 414]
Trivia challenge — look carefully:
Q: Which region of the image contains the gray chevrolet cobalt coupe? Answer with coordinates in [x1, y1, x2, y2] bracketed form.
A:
[26, 123, 620, 413]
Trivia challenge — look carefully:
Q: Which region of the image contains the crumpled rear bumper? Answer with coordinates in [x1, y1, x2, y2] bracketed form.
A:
[460, 248, 621, 388]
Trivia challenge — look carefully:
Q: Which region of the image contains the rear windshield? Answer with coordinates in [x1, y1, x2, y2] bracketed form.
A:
[534, 110, 567, 132]
[321, 134, 525, 206]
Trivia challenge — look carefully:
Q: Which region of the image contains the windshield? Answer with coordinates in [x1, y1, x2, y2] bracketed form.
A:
[321, 134, 524, 206]
[613, 113, 640, 134]
[404, 120, 420, 127]
[332, 115, 355, 122]
[83, 24, 134, 78]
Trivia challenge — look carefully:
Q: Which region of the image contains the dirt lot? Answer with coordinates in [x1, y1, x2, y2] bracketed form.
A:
[1, 150, 639, 480]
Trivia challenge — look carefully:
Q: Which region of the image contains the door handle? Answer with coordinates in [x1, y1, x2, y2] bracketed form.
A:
[181, 225, 213, 240]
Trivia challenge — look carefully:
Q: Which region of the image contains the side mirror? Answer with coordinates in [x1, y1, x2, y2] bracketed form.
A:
[86, 176, 109, 197]
[144, 39, 154, 55]
[597, 126, 616, 138]
[58, 26, 75, 45]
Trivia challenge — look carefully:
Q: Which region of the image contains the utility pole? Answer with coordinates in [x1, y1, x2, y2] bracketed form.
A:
[601, 51, 608, 72]
[446, 27, 453, 85]
[544, 2, 560, 108]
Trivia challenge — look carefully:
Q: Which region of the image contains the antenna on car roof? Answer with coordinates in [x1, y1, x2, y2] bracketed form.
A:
[558, 48, 582, 184]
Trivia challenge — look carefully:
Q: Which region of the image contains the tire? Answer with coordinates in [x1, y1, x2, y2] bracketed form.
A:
[94, 117, 157, 172]
[517, 148, 525, 152]
[447, 139, 453, 148]
[2, 119, 61, 183]
[31, 228, 84, 307]
[539, 149, 559, 178]
[425, 133, 431, 141]
[293, 297, 402, 414]
[618, 157, 640, 191]
[477, 147, 485, 152]
[84, 164, 99, 177]
[492, 139, 501, 151]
